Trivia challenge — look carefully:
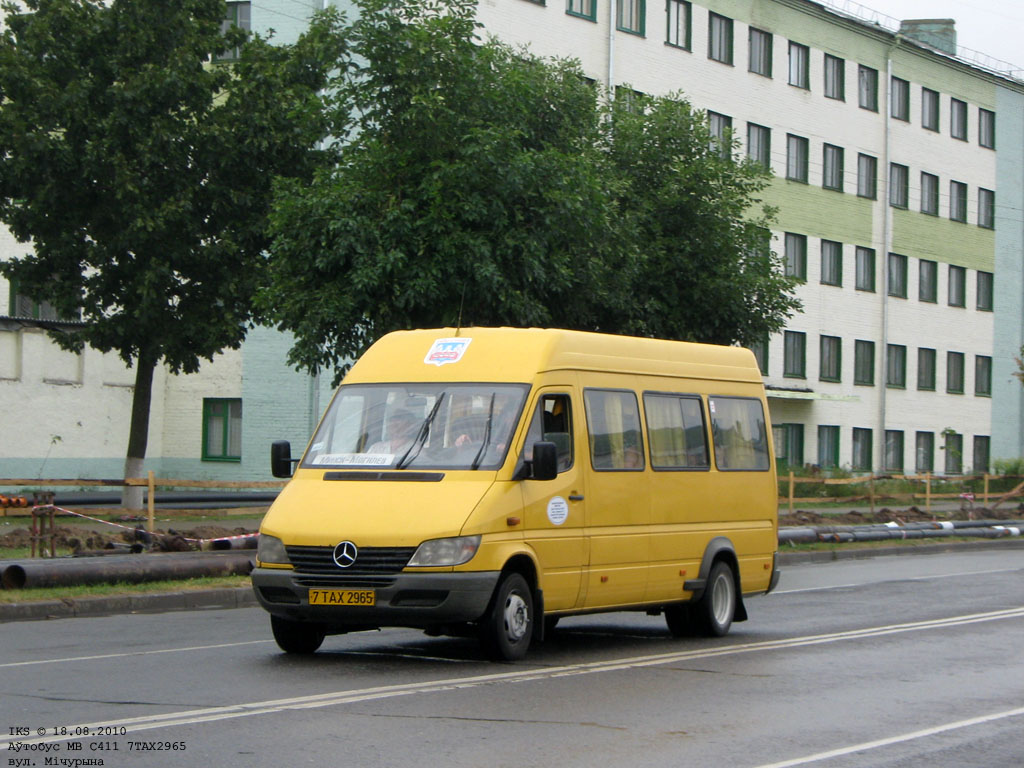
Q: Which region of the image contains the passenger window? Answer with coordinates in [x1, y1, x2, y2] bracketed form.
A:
[523, 394, 573, 472]
[584, 390, 645, 470]
[643, 394, 709, 469]
[708, 396, 771, 471]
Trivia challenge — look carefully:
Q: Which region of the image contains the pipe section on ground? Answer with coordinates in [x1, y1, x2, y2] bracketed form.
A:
[779, 519, 1024, 545]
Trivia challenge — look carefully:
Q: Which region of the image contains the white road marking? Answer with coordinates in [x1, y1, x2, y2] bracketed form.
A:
[2, 606, 1023, 746]
[0, 640, 273, 669]
[752, 706, 1024, 767]
[775, 566, 1021, 594]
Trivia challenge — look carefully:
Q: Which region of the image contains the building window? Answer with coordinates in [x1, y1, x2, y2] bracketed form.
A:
[978, 188, 995, 229]
[916, 431, 934, 473]
[947, 180, 967, 222]
[665, 0, 690, 48]
[215, 1, 251, 61]
[918, 259, 937, 302]
[856, 153, 877, 199]
[750, 337, 769, 374]
[917, 348, 936, 391]
[568, 0, 597, 20]
[854, 340, 874, 386]
[788, 41, 809, 89]
[944, 431, 963, 474]
[747, 123, 771, 168]
[824, 54, 844, 100]
[977, 271, 993, 311]
[748, 27, 772, 76]
[947, 351, 965, 394]
[818, 425, 840, 469]
[884, 430, 904, 472]
[921, 88, 940, 131]
[979, 108, 996, 149]
[948, 265, 966, 307]
[852, 428, 872, 471]
[890, 76, 910, 121]
[975, 355, 992, 396]
[820, 240, 842, 286]
[202, 398, 242, 461]
[775, 423, 804, 470]
[708, 111, 732, 158]
[823, 144, 844, 191]
[858, 65, 878, 111]
[888, 163, 908, 208]
[887, 253, 907, 298]
[784, 330, 806, 378]
[974, 436, 990, 474]
[618, 0, 645, 33]
[786, 134, 808, 182]
[708, 13, 733, 64]
[886, 344, 906, 388]
[7, 280, 65, 320]
[920, 172, 939, 215]
[784, 233, 807, 280]
[855, 246, 875, 292]
[819, 335, 841, 382]
[950, 98, 968, 140]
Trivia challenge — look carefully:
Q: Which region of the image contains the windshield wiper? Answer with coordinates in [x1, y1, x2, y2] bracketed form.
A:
[397, 393, 445, 470]
[470, 394, 496, 470]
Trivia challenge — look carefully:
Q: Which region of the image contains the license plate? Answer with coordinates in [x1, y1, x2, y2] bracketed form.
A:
[308, 589, 376, 606]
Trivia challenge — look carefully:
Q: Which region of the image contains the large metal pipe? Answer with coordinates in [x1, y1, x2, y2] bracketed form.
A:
[1, 551, 253, 590]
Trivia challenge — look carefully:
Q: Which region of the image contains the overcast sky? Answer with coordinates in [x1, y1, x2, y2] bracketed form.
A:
[851, 0, 1024, 71]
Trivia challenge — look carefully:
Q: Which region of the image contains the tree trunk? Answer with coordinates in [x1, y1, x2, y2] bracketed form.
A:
[121, 351, 157, 510]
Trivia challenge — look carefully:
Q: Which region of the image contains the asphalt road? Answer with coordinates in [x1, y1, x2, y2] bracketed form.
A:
[2, 549, 1023, 768]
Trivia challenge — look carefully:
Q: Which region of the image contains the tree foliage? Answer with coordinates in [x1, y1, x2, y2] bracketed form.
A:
[263, 0, 799, 381]
[0, 0, 348, 486]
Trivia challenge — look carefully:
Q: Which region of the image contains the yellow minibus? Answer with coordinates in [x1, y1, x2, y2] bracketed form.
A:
[253, 327, 779, 660]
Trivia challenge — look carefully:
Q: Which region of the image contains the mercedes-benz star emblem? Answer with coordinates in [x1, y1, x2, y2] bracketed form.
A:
[333, 541, 358, 568]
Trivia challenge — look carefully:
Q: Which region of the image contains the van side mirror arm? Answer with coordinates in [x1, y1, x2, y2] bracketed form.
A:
[515, 441, 558, 481]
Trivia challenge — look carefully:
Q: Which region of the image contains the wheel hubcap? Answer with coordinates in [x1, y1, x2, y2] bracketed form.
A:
[503, 592, 529, 642]
[711, 572, 734, 625]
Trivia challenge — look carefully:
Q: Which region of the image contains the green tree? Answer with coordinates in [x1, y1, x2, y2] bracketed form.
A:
[0, 0, 348, 504]
[263, 0, 799, 381]
[262, 0, 623, 379]
[601, 93, 799, 346]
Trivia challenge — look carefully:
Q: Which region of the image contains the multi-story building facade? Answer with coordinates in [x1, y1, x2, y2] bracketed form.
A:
[1, 0, 1021, 482]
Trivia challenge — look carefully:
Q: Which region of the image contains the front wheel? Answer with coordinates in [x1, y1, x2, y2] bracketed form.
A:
[271, 615, 326, 654]
[692, 561, 736, 637]
[480, 572, 533, 661]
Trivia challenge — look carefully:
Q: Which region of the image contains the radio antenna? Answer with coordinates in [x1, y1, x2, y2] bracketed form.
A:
[455, 284, 466, 336]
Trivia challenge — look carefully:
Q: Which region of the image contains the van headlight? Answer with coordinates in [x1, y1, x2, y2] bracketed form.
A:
[257, 534, 290, 565]
[407, 535, 481, 567]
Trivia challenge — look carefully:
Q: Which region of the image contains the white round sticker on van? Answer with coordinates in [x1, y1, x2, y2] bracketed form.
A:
[547, 496, 569, 526]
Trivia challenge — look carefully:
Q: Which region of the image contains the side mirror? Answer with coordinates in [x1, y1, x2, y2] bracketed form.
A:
[530, 441, 558, 481]
[271, 440, 295, 478]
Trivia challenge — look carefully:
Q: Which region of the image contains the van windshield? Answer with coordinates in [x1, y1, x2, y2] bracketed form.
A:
[302, 383, 530, 471]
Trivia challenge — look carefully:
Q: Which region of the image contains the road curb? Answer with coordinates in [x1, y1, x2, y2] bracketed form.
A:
[0, 586, 258, 622]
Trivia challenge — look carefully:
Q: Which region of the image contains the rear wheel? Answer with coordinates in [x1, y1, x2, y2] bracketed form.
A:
[271, 615, 326, 654]
[691, 561, 736, 637]
[480, 572, 533, 661]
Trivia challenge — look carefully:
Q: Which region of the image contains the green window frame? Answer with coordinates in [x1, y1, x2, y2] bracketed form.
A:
[977, 271, 993, 311]
[819, 335, 841, 382]
[775, 423, 804, 470]
[979, 109, 995, 149]
[665, 0, 690, 48]
[975, 355, 992, 397]
[820, 240, 842, 286]
[916, 432, 934, 473]
[886, 344, 906, 389]
[889, 163, 908, 208]
[890, 76, 910, 121]
[950, 180, 968, 222]
[784, 331, 806, 378]
[707, 12, 732, 63]
[748, 27, 772, 77]
[788, 41, 809, 89]
[747, 123, 771, 169]
[784, 232, 807, 281]
[978, 188, 995, 229]
[854, 340, 874, 386]
[920, 172, 939, 215]
[568, 0, 597, 20]
[617, 0, 645, 34]
[944, 432, 963, 475]
[973, 436, 990, 474]
[786, 134, 808, 182]
[215, 1, 251, 62]
[823, 145, 844, 191]
[855, 246, 875, 292]
[852, 427, 872, 471]
[917, 348, 936, 391]
[202, 398, 242, 462]
[857, 153, 877, 199]
[858, 65, 878, 111]
[948, 265, 966, 307]
[950, 98, 968, 140]
[921, 88, 939, 131]
[887, 253, 908, 298]
[946, 351, 965, 394]
[817, 425, 840, 469]
[884, 430, 904, 472]
[918, 259, 937, 302]
[824, 54, 845, 100]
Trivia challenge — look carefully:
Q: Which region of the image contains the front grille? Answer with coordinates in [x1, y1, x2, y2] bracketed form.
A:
[286, 545, 416, 576]
[293, 575, 398, 589]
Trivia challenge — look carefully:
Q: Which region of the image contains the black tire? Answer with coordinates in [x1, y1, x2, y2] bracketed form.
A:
[271, 615, 326, 654]
[543, 615, 560, 638]
[664, 604, 690, 637]
[480, 572, 534, 661]
[691, 561, 736, 637]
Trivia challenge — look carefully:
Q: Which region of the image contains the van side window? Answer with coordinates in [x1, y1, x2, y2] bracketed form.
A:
[643, 393, 709, 469]
[523, 394, 573, 472]
[584, 389, 645, 470]
[708, 396, 771, 471]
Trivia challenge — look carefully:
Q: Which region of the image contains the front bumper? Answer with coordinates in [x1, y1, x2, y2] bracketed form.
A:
[251, 566, 500, 630]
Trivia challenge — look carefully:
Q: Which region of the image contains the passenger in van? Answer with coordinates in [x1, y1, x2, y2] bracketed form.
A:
[366, 410, 419, 455]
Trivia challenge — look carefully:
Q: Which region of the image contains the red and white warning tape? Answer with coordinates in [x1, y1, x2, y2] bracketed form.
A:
[30, 505, 259, 546]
